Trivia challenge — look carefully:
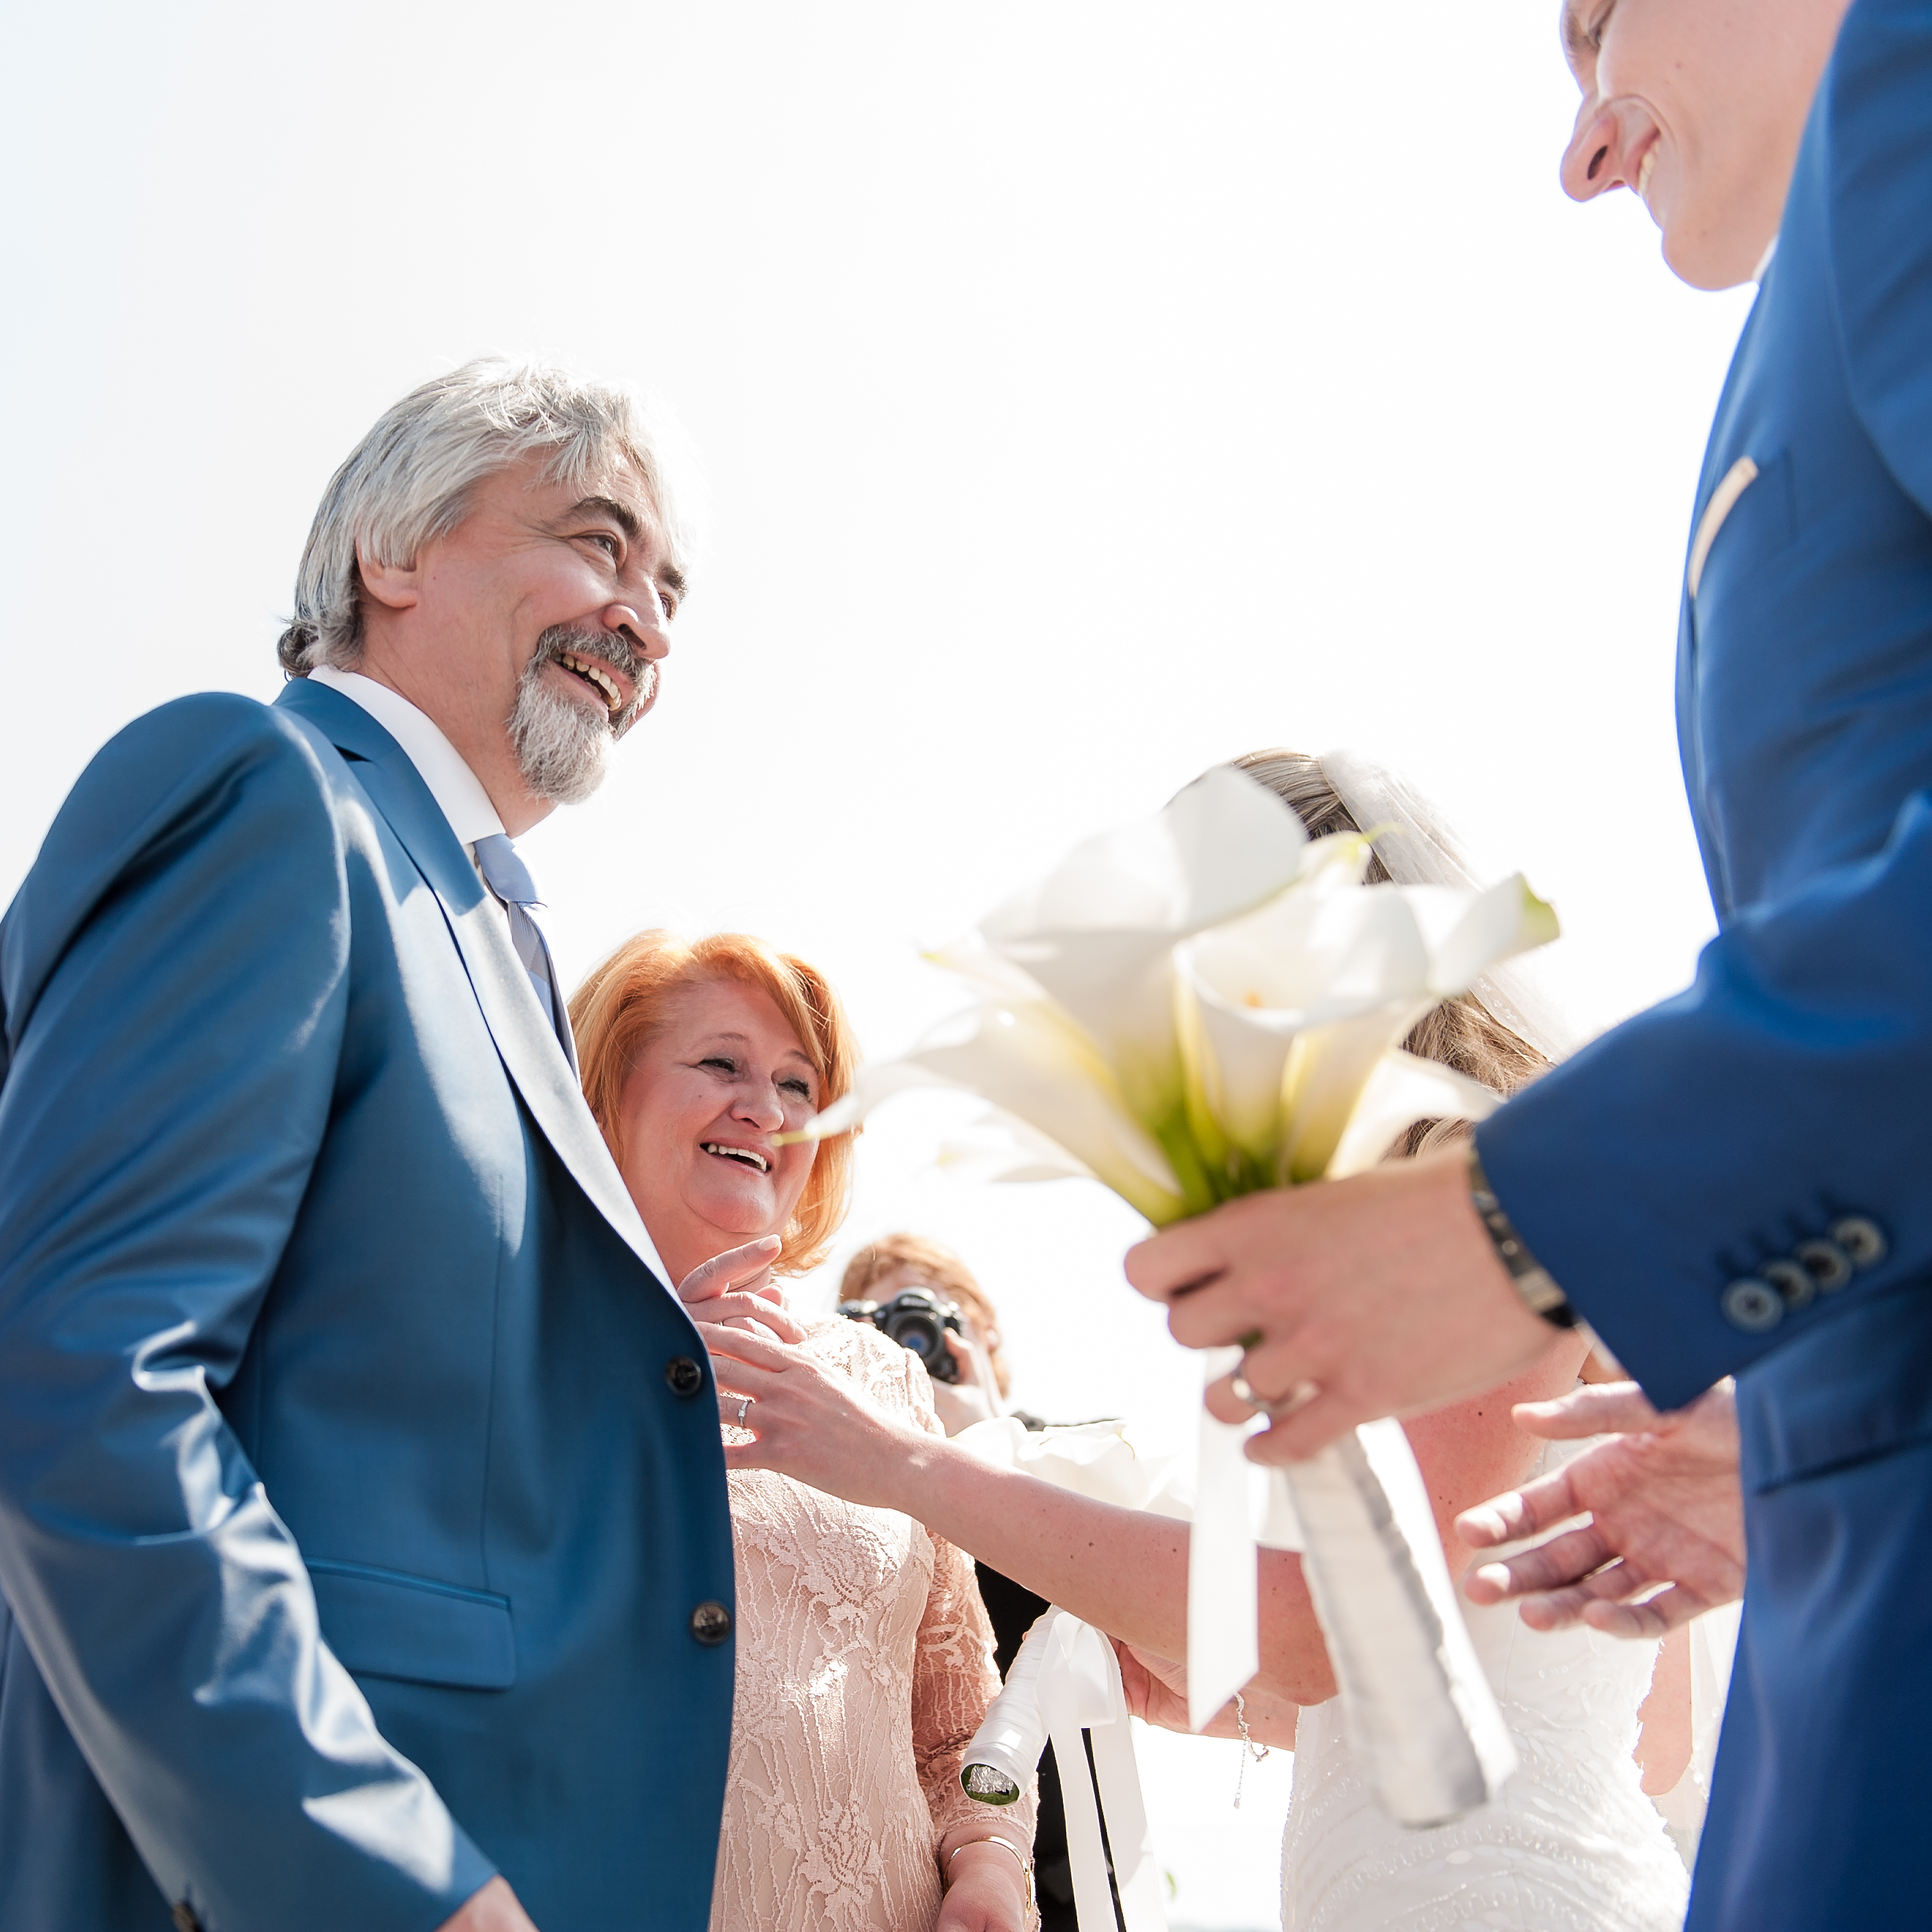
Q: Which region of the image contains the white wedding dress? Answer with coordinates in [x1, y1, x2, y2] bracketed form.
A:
[1279, 1441, 1691, 1932]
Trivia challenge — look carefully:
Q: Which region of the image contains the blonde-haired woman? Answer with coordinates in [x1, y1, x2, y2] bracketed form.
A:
[570, 931, 1034, 1932]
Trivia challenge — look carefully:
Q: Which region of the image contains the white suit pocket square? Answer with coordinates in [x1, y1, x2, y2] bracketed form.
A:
[1688, 455, 1760, 598]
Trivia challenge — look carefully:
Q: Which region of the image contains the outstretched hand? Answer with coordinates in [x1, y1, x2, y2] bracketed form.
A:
[1456, 1380, 1744, 1636]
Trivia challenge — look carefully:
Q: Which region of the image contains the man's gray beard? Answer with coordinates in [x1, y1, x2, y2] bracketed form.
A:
[508, 626, 654, 804]
[510, 676, 609, 804]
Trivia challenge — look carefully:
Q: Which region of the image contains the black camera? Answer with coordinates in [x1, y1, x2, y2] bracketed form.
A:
[838, 1289, 965, 1383]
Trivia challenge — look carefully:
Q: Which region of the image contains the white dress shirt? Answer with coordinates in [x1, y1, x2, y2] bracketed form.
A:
[306, 666, 514, 933]
[304, 670, 669, 1283]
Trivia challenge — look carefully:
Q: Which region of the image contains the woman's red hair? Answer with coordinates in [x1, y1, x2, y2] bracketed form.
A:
[570, 931, 860, 1276]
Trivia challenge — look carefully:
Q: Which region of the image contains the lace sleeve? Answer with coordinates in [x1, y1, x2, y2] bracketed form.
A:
[896, 1352, 1039, 1856]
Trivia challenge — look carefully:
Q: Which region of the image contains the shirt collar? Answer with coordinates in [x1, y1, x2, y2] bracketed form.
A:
[308, 666, 506, 849]
[1753, 237, 1779, 284]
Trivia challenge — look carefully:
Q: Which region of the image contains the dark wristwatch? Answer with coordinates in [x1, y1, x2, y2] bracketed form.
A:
[1469, 1147, 1577, 1329]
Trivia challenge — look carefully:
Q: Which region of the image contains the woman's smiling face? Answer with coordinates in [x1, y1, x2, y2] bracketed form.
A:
[615, 976, 822, 1287]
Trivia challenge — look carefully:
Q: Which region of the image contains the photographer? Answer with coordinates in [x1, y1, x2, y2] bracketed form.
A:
[841, 1238, 1093, 1931]
[838, 1236, 1014, 1438]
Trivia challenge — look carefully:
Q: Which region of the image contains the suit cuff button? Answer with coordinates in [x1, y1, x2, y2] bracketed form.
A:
[1722, 1278, 1784, 1333]
[1761, 1259, 1815, 1311]
[1794, 1238, 1854, 1294]
[1830, 1216, 1888, 1269]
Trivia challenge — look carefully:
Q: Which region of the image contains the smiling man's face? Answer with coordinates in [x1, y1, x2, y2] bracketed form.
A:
[1557, 0, 1850, 289]
[354, 448, 685, 832]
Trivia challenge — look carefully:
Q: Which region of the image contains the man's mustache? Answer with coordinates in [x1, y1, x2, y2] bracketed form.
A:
[527, 625, 659, 737]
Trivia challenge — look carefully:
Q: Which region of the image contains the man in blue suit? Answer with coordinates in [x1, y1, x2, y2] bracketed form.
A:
[1128, 0, 1931, 1922]
[0, 358, 740, 1930]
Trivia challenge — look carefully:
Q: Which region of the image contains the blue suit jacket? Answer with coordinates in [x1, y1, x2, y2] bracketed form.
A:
[1479, 1, 1932, 1920]
[0, 679, 736, 1931]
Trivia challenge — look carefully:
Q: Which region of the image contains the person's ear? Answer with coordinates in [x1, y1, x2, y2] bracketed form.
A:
[357, 542, 422, 613]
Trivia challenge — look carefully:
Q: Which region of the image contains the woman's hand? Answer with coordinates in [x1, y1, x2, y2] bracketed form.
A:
[700, 1322, 928, 1510]
[1112, 1641, 1300, 1748]
[1111, 1639, 1198, 1736]
[935, 1833, 1032, 1932]
[675, 1238, 806, 1344]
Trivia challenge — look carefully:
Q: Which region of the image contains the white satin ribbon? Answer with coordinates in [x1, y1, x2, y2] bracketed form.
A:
[1283, 1419, 1516, 1825]
[1188, 1364, 1517, 1826]
[1187, 1348, 1263, 1731]
[964, 1609, 1168, 1932]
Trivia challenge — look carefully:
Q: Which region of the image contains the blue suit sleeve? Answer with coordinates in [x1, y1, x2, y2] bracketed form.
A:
[1478, 790, 1932, 1411]
[1829, 0, 1932, 519]
[0, 696, 495, 1931]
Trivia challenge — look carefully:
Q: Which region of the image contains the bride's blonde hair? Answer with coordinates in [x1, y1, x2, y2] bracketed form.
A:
[1233, 748, 1552, 1156]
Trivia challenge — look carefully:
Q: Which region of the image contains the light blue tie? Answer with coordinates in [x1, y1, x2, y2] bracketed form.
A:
[472, 834, 576, 1068]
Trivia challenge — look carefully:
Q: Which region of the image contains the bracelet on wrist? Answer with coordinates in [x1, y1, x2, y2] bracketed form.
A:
[1469, 1147, 1577, 1330]
[947, 1834, 1036, 1924]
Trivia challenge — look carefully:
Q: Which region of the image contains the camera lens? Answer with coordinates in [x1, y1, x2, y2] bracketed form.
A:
[882, 1308, 948, 1364]
[873, 1290, 962, 1382]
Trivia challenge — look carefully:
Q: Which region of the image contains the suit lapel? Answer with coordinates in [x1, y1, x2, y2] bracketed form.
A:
[275, 680, 673, 1292]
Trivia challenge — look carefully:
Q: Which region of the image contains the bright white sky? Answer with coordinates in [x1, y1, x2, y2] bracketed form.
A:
[3, 5, 1751, 1922]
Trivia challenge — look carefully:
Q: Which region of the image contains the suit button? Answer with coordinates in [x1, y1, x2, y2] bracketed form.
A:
[1794, 1238, 1854, 1293]
[1762, 1259, 1815, 1311]
[665, 1356, 705, 1398]
[1831, 1216, 1888, 1269]
[1721, 1278, 1783, 1333]
[690, 1600, 733, 1646]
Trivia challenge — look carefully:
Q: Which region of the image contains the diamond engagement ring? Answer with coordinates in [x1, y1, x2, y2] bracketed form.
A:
[735, 1395, 754, 1428]
[1229, 1373, 1321, 1420]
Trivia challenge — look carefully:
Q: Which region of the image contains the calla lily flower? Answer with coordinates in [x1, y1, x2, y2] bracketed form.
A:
[796, 767, 1556, 1217]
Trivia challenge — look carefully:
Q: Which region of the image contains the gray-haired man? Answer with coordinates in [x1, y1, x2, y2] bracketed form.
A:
[0, 359, 738, 1931]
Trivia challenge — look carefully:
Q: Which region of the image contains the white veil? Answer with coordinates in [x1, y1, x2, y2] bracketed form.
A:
[1318, 748, 1581, 1065]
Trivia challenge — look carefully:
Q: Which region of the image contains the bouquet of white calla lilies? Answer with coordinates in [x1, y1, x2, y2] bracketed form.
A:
[792, 765, 1560, 1828]
[802, 768, 1555, 1220]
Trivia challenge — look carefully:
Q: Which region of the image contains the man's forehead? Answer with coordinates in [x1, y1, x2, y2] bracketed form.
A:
[524, 454, 667, 542]
[561, 455, 659, 525]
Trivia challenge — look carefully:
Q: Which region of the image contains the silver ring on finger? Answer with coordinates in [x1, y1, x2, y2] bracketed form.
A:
[1229, 1373, 1321, 1420]
[735, 1395, 754, 1428]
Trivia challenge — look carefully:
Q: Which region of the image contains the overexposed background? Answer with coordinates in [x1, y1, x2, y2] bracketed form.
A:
[1, 5, 1750, 1924]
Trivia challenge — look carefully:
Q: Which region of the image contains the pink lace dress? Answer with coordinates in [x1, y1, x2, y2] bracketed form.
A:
[710, 1315, 1034, 1932]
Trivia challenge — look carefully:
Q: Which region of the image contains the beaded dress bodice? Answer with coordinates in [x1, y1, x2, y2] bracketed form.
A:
[708, 1316, 1031, 1932]
[1280, 1440, 1690, 1932]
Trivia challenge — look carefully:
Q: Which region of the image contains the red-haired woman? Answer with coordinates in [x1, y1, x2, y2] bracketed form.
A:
[570, 932, 1034, 1932]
